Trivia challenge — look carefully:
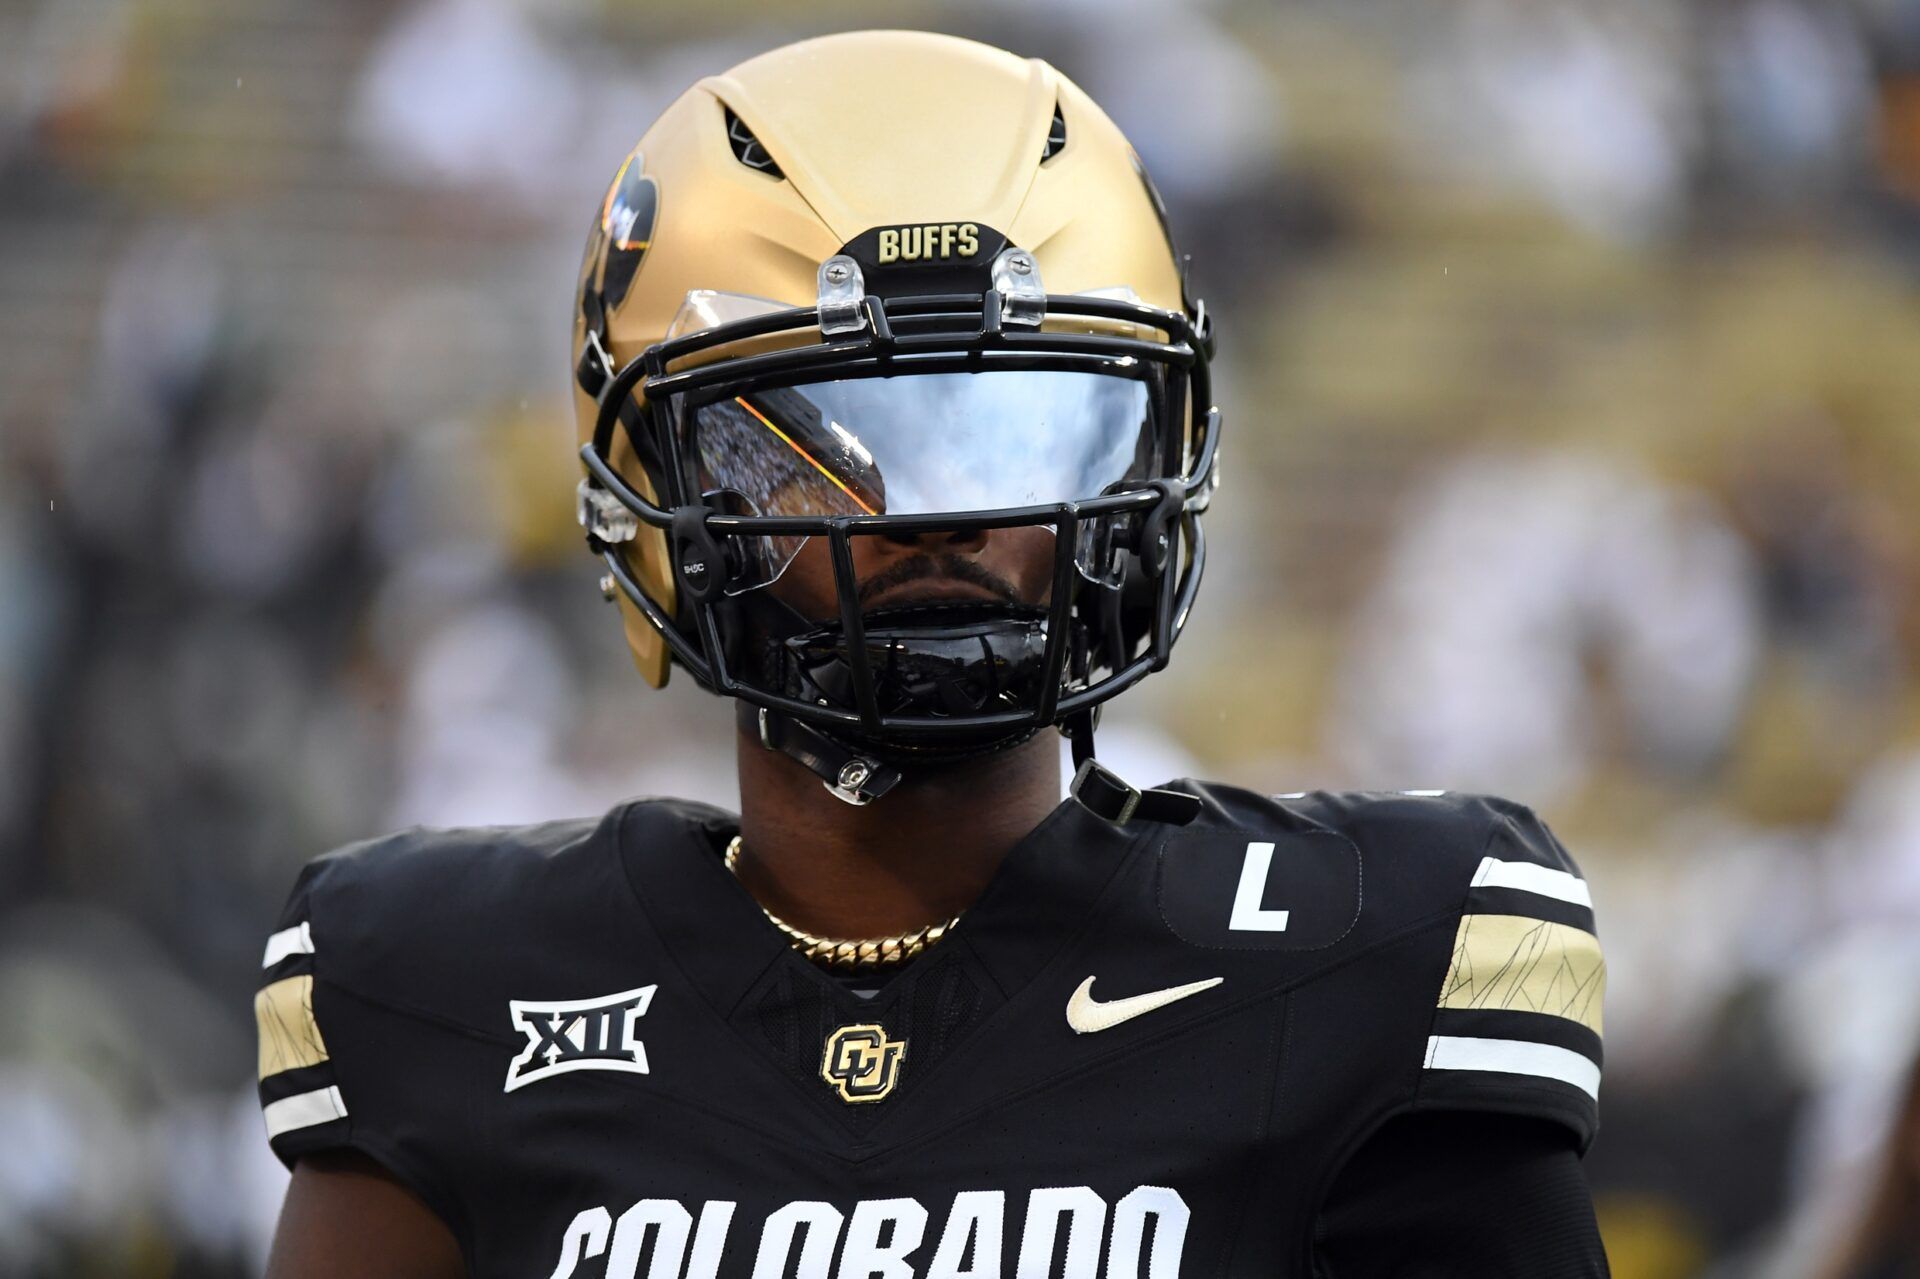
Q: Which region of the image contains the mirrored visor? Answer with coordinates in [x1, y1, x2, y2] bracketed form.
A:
[688, 369, 1156, 517]
[682, 368, 1158, 589]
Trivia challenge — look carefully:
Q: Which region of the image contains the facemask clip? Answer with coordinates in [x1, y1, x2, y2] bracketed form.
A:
[577, 479, 639, 545]
[817, 255, 869, 336]
[992, 248, 1046, 327]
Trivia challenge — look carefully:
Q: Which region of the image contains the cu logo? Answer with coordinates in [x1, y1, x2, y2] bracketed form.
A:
[820, 1024, 907, 1104]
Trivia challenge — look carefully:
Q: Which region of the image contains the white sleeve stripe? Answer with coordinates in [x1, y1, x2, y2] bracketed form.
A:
[1470, 856, 1592, 909]
[262, 1085, 348, 1138]
[261, 922, 314, 968]
[1424, 1034, 1600, 1100]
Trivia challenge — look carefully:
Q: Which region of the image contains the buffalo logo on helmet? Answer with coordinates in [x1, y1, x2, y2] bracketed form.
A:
[577, 146, 658, 323]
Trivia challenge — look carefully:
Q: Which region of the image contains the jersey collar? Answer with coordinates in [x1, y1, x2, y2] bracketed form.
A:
[614, 791, 1151, 1018]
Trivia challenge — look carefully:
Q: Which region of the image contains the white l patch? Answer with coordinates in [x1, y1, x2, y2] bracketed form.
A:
[1228, 841, 1290, 932]
[505, 984, 657, 1093]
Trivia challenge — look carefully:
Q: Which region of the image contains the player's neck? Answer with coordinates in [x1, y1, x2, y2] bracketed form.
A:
[732, 730, 1063, 941]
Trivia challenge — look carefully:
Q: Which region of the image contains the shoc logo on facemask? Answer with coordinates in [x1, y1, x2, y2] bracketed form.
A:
[876, 222, 980, 264]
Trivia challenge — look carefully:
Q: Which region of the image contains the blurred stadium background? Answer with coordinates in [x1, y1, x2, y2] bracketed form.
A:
[4, 0, 1920, 1274]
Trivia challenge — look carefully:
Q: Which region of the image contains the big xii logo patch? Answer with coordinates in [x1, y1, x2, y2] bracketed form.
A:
[505, 985, 656, 1092]
[821, 1023, 906, 1103]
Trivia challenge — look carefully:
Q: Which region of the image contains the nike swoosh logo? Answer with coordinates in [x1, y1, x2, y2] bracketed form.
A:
[1065, 975, 1224, 1035]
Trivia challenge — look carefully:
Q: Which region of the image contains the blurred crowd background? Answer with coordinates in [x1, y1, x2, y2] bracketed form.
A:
[4, 0, 1920, 1275]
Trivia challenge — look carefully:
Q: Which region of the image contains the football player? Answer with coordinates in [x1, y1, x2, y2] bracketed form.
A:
[258, 31, 1610, 1278]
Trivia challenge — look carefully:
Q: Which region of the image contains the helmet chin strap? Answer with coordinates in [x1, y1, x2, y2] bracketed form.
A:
[734, 591, 1062, 804]
[745, 689, 1207, 830]
[1062, 708, 1098, 772]
[732, 593, 900, 805]
[742, 701, 1060, 806]
[742, 691, 1202, 829]
[740, 702, 903, 806]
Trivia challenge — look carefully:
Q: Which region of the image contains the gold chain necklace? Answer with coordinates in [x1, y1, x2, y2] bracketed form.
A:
[724, 835, 959, 970]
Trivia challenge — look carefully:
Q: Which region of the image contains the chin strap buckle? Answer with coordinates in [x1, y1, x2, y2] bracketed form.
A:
[827, 758, 881, 806]
[1070, 758, 1139, 824]
[746, 704, 902, 806]
[1070, 758, 1203, 827]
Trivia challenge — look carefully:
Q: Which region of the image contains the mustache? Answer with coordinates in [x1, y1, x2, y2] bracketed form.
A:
[857, 554, 1022, 606]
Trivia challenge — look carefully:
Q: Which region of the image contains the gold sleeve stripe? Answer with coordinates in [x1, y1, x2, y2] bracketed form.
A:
[1438, 914, 1605, 1035]
[255, 974, 330, 1079]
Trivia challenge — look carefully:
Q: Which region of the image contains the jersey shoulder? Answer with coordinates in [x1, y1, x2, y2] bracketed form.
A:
[1162, 780, 1606, 1151]
[266, 812, 616, 1020]
[1184, 781, 1585, 919]
[251, 801, 722, 1179]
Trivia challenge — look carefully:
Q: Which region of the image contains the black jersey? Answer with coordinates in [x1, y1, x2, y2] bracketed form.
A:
[253, 782, 1605, 1277]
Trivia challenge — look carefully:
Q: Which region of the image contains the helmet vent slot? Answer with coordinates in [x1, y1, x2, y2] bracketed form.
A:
[724, 106, 785, 178]
[1040, 104, 1067, 162]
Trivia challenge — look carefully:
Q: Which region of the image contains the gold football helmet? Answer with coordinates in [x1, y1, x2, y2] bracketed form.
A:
[572, 30, 1218, 802]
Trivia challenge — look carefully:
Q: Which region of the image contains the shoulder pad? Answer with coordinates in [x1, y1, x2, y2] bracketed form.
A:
[251, 807, 637, 1178]
[1158, 782, 1605, 1150]
[1314, 790, 1603, 1150]
[1157, 783, 1587, 944]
